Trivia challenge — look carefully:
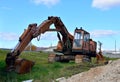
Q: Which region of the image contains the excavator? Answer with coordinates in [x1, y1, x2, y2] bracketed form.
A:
[5, 16, 106, 74]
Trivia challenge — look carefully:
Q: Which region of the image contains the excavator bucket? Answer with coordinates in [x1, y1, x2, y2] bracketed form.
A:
[14, 58, 35, 74]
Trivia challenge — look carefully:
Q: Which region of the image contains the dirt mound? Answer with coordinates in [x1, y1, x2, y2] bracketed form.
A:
[57, 59, 120, 82]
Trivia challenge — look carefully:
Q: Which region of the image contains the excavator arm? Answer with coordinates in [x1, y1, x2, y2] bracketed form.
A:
[5, 16, 73, 73]
[6, 24, 37, 70]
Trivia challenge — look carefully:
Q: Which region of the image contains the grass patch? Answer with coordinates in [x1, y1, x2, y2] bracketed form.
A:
[0, 49, 119, 82]
[104, 56, 119, 61]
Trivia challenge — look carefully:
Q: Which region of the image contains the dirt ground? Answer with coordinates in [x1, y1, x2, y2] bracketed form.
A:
[56, 59, 120, 82]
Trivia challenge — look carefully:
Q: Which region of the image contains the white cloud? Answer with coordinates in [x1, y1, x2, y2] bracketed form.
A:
[32, 32, 58, 47]
[0, 32, 19, 41]
[92, 0, 120, 10]
[40, 32, 58, 40]
[31, 0, 60, 7]
[0, 6, 12, 10]
[90, 30, 119, 37]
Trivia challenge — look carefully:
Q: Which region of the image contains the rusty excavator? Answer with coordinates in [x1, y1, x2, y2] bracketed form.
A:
[5, 16, 106, 74]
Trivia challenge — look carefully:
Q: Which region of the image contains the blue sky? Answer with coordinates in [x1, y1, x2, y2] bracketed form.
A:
[0, 0, 120, 51]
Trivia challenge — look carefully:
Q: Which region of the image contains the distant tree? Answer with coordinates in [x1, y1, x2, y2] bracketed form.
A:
[25, 42, 37, 51]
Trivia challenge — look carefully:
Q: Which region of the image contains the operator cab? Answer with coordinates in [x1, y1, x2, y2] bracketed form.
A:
[72, 27, 90, 53]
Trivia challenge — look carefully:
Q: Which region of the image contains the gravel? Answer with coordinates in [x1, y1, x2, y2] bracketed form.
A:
[57, 59, 120, 82]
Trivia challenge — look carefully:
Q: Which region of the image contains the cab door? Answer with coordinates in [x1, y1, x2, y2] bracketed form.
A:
[72, 31, 83, 52]
[83, 33, 90, 53]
